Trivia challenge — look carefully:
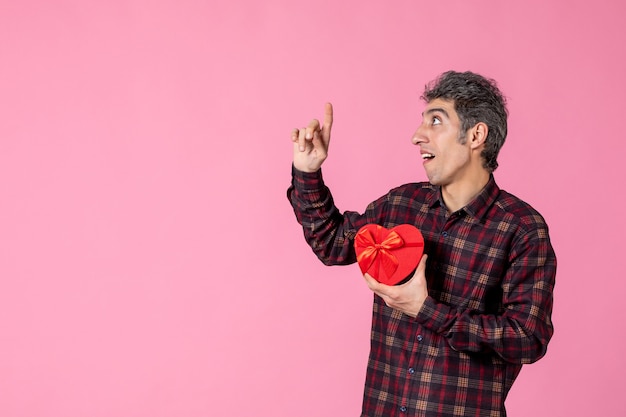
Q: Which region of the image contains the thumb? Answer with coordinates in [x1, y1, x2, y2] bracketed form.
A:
[416, 254, 428, 273]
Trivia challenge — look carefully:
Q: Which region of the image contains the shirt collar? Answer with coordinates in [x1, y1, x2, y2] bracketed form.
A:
[428, 175, 500, 221]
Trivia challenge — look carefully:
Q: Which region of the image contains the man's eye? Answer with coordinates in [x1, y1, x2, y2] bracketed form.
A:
[432, 117, 441, 125]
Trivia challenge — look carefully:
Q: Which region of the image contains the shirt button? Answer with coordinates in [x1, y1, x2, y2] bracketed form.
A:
[442, 231, 448, 237]
[408, 367, 415, 374]
[417, 335, 423, 342]
[400, 406, 407, 412]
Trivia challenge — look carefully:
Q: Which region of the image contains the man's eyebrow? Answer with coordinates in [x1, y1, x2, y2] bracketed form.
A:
[422, 107, 450, 118]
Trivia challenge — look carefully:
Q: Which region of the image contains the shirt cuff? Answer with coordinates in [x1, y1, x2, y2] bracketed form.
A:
[414, 296, 454, 335]
[291, 164, 325, 191]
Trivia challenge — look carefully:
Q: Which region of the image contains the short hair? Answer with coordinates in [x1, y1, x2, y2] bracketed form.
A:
[421, 71, 508, 172]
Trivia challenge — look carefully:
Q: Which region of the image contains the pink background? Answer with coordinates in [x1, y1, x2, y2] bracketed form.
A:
[1, 1, 624, 416]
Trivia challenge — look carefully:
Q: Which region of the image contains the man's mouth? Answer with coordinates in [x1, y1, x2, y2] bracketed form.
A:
[421, 153, 435, 160]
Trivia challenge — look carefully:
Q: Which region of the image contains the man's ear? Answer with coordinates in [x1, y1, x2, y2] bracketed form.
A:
[469, 122, 488, 150]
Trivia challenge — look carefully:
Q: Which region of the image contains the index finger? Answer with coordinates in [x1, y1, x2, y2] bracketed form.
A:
[364, 273, 392, 295]
[322, 102, 333, 138]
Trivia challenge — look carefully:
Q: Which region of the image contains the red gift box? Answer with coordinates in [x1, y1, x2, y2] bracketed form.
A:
[354, 224, 424, 286]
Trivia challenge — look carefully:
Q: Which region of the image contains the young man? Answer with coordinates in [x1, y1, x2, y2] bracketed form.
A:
[287, 71, 556, 416]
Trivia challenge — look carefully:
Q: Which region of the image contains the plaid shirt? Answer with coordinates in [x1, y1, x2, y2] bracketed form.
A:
[287, 166, 556, 417]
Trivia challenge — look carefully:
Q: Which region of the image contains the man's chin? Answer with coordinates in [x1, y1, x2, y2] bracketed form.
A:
[424, 174, 438, 186]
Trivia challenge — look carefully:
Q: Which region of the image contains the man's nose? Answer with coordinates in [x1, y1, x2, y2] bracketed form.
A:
[412, 124, 427, 145]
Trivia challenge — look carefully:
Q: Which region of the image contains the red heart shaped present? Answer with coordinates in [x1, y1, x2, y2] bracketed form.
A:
[354, 224, 424, 286]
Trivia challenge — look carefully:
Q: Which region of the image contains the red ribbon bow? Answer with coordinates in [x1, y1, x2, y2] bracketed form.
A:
[355, 226, 405, 278]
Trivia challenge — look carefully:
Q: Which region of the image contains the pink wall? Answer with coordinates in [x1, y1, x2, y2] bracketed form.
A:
[1, 1, 624, 416]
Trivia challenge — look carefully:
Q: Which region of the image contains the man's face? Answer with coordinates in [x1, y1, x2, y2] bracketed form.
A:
[412, 98, 472, 187]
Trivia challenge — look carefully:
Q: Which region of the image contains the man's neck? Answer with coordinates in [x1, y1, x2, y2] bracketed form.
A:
[441, 170, 491, 214]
